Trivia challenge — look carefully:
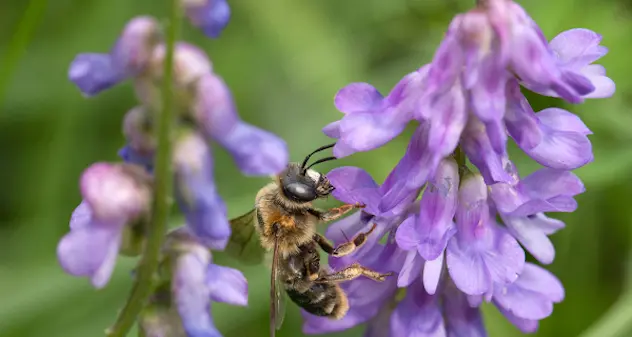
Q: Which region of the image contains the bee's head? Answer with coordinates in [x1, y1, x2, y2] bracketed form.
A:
[279, 144, 337, 203]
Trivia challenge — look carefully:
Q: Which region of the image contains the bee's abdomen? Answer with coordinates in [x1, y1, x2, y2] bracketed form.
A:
[286, 283, 348, 319]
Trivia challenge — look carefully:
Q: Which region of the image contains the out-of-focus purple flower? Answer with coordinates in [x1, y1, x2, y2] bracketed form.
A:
[493, 263, 564, 333]
[173, 132, 230, 250]
[529, 28, 615, 99]
[443, 280, 487, 337]
[143, 227, 247, 337]
[182, 0, 231, 39]
[446, 173, 524, 297]
[324, 67, 427, 158]
[134, 42, 213, 111]
[57, 163, 152, 288]
[69, 17, 161, 96]
[193, 73, 289, 176]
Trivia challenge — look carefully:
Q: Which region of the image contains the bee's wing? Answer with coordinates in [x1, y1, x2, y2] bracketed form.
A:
[225, 209, 266, 265]
[270, 236, 287, 337]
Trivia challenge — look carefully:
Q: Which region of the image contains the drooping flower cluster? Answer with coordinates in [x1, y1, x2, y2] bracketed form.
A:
[305, 0, 613, 335]
[57, 8, 288, 337]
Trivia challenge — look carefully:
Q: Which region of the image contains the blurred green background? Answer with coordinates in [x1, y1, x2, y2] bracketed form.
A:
[1, 0, 631, 336]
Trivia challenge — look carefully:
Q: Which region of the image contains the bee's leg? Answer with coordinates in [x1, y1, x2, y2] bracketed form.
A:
[331, 223, 377, 257]
[312, 223, 377, 257]
[310, 202, 365, 223]
[314, 263, 393, 283]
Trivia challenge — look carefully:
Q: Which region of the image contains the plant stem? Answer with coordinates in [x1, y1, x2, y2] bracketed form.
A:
[106, 1, 181, 336]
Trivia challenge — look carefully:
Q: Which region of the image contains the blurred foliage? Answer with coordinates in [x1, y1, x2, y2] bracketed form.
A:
[1, 0, 632, 336]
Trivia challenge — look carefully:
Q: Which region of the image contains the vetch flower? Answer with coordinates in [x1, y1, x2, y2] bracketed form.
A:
[446, 173, 525, 297]
[395, 158, 458, 293]
[57, 163, 152, 288]
[493, 263, 565, 333]
[68, 17, 161, 96]
[173, 131, 230, 250]
[182, 0, 231, 39]
[140, 228, 248, 337]
[530, 28, 615, 99]
[308, 0, 613, 335]
[324, 67, 427, 158]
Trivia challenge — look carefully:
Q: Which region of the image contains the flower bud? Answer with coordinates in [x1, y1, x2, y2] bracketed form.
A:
[182, 0, 231, 38]
[80, 162, 152, 222]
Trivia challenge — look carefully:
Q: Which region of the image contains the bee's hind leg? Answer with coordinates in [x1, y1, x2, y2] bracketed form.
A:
[314, 263, 393, 283]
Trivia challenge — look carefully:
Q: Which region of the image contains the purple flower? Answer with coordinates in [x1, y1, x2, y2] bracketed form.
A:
[57, 163, 152, 288]
[446, 173, 525, 297]
[390, 279, 446, 337]
[395, 158, 458, 293]
[493, 263, 565, 333]
[193, 73, 289, 176]
[173, 132, 230, 250]
[68, 17, 161, 96]
[134, 42, 213, 111]
[143, 228, 247, 337]
[323, 67, 427, 158]
[182, 0, 231, 38]
[529, 28, 615, 99]
[505, 80, 594, 170]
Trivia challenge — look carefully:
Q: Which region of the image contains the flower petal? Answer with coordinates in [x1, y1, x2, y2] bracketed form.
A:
[497, 306, 539, 333]
[462, 118, 514, 185]
[327, 167, 381, 214]
[536, 108, 591, 135]
[443, 283, 487, 337]
[395, 216, 420, 252]
[322, 120, 341, 139]
[184, 0, 231, 38]
[581, 65, 615, 98]
[173, 253, 221, 337]
[398, 250, 424, 288]
[337, 109, 410, 153]
[427, 85, 467, 157]
[334, 83, 383, 113]
[416, 158, 459, 260]
[70, 201, 93, 230]
[68, 53, 126, 96]
[57, 222, 123, 288]
[390, 280, 447, 337]
[207, 264, 248, 306]
[216, 121, 289, 176]
[423, 254, 444, 295]
[549, 28, 607, 69]
[502, 213, 564, 264]
[523, 124, 593, 170]
[174, 134, 231, 249]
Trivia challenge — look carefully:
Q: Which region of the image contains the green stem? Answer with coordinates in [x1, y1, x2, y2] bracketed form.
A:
[454, 146, 468, 176]
[578, 291, 632, 337]
[105, 1, 181, 336]
[0, 0, 48, 106]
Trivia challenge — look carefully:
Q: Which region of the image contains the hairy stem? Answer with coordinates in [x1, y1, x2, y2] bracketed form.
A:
[105, 1, 181, 336]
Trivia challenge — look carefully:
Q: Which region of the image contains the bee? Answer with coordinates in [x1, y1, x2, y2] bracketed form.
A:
[226, 143, 393, 337]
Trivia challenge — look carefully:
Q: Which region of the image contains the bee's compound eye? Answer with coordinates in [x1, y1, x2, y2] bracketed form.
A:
[285, 182, 317, 202]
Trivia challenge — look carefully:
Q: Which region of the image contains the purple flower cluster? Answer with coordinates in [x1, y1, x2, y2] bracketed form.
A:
[305, 0, 613, 335]
[57, 8, 287, 337]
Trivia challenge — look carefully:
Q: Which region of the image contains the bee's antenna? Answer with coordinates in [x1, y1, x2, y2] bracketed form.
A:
[300, 143, 336, 172]
[304, 156, 337, 171]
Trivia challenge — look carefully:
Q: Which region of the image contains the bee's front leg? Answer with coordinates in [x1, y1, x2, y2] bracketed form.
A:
[309, 202, 365, 223]
[312, 223, 377, 257]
